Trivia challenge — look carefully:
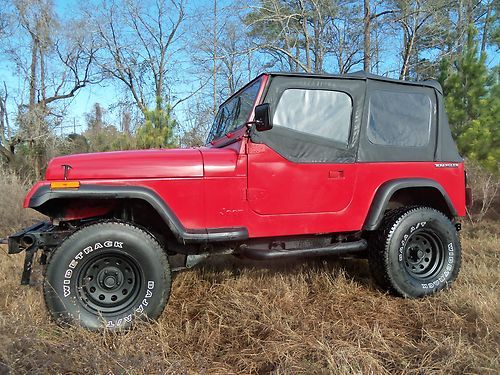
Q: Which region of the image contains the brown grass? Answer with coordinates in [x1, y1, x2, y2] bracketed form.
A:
[0, 172, 498, 374]
[0, 170, 44, 238]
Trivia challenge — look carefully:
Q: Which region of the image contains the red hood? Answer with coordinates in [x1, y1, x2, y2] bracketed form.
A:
[45, 149, 204, 180]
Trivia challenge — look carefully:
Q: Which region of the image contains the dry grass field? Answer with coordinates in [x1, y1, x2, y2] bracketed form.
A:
[0, 171, 498, 374]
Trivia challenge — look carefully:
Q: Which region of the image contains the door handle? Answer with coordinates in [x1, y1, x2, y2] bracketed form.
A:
[329, 170, 344, 179]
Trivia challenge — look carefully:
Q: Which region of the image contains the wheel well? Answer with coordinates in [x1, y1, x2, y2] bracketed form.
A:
[363, 181, 457, 231]
[386, 187, 452, 218]
[115, 198, 175, 242]
[37, 198, 184, 252]
[29, 184, 248, 245]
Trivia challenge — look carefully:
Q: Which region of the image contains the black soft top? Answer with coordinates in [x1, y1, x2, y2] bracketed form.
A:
[250, 71, 461, 163]
[265, 71, 443, 93]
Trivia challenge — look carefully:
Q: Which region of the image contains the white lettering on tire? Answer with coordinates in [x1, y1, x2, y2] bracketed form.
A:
[421, 241, 455, 289]
[398, 222, 427, 263]
[106, 280, 155, 328]
[61, 240, 156, 328]
[63, 241, 125, 297]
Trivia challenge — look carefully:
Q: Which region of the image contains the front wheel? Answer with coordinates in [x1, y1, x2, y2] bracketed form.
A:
[369, 206, 461, 298]
[43, 222, 171, 330]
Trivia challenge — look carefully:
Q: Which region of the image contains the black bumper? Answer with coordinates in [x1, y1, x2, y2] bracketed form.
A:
[9, 221, 72, 254]
[8, 222, 72, 285]
[8, 221, 54, 254]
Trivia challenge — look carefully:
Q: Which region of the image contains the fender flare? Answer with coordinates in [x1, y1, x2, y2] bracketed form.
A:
[28, 185, 248, 243]
[363, 178, 457, 231]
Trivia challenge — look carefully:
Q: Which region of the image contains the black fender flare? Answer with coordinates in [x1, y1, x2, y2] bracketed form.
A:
[28, 185, 248, 243]
[363, 178, 457, 231]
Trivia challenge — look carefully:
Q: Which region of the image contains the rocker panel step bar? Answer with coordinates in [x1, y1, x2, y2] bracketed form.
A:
[237, 239, 368, 260]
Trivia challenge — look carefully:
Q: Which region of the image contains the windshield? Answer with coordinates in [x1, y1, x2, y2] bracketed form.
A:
[206, 77, 262, 144]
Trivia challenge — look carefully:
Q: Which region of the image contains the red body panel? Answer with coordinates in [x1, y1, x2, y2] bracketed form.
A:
[27, 137, 466, 239]
[46, 149, 203, 180]
[198, 141, 465, 237]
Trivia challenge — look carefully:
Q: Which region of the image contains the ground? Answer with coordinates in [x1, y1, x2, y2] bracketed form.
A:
[0, 174, 498, 374]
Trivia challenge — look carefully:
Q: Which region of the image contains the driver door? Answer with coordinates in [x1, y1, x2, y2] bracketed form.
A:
[247, 82, 361, 215]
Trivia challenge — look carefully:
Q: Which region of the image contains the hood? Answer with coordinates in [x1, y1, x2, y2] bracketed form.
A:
[45, 148, 204, 180]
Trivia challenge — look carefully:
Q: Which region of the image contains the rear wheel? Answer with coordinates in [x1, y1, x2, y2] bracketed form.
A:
[369, 206, 461, 298]
[43, 222, 171, 330]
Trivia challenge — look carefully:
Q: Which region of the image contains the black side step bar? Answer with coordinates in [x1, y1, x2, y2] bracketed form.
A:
[237, 239, 368, 260]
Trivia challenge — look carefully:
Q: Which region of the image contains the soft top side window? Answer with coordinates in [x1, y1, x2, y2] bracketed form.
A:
[272, 88, 353, 146]
[367, 90, 432, 147]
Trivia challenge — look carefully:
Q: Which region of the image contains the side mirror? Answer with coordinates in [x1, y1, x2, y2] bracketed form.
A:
[254, 103, 272, 132]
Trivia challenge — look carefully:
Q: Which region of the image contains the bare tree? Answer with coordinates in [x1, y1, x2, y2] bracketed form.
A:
[213, 0, 218, 116]
[0, 84, 16, 164]
[388, 0, 453, 80]
[88, 0, 186, 113]
[1, 0, 100, 176]
[246, 0, 308, 72]
[191, 1, 260, 103]
[247, 0, 367, 74]
[0, 6, 8, 39]
[327, 1, 365, 74]
[363, 1, 399, 73]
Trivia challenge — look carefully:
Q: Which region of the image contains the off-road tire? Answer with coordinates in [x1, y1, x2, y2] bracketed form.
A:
[369, 206, 461, 298]
[43, 222, 171, 330]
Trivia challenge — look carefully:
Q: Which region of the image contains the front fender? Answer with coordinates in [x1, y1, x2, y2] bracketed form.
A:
[25, 184, 248, 244]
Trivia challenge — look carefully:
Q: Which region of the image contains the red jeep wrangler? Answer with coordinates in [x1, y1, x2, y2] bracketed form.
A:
[9, 72, 467, 330]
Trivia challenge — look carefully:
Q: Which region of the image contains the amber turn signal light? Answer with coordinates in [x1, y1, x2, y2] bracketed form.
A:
[50, 181, 80, 189]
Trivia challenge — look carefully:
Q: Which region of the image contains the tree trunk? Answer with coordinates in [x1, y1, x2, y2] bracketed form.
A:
[156, 71, 163, 111]
[481, 1, 492, 55]
[400, 32, 415, 80]
[299, 3, 311, 73]
[295, 44, 300, 72]
[29, 39, 38, 108]
[364, 0, 371, 72]
[40, 48, 46, 109]
[0, 92, 15, 164]
[313, 12, 320, 73]
[213, 0, 218, 116]
[374, 18, 380, 74]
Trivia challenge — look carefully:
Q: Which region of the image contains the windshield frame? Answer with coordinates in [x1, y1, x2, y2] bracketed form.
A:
[206, 75, 264, 145]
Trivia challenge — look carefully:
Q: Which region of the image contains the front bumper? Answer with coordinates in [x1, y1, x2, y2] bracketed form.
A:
[8, 221, 72, 284]
[8, 221, 53, 254]
[9, 221, 73, 254]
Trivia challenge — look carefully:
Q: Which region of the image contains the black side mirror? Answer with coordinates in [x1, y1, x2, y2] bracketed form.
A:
[254, 103, 272, 132]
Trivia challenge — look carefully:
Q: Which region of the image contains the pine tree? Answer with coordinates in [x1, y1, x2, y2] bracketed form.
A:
[439, 28, 499, 174]
[136, 97, 177, 149]
[439, 28, 488, 137]
[457, 71, 499, 174]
